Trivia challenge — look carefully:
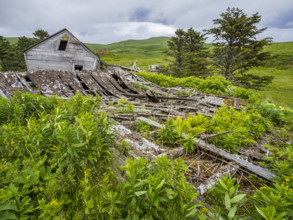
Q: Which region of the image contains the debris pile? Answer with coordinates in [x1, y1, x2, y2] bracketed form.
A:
[0, 68, 273, 193]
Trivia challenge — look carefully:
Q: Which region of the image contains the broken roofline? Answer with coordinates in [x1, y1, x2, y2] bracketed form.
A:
[22, 28, 100, 60]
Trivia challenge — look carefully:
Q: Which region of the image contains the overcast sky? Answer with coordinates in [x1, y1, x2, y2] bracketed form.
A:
[0, 0, 292, 44]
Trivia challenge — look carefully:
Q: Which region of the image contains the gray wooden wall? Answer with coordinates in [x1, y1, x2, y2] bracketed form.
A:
[24, 30, 100, 71]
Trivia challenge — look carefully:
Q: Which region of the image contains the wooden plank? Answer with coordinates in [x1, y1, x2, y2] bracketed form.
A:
[57, 71, 88, 96]
[0, 73, 14, 97]
[137, 117, 276, 180]
[15, 72, 34, 92]
[90, 71, 109, 96]
[48, 71, 75, 97]
[2, 72, 27, 93]
[76, 71, 105, 96]
[90, 71, 122, 98]
[27, 71, 65, 97]
[104, 72, 131, 94]
[112, 71, 141, 94]
[197, 163, 238, 195]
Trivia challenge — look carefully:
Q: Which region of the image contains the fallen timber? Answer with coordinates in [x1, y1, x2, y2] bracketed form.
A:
[0, 70, 231, 118]
[137, 116, 276, 181]
[0, 69, 276, 192]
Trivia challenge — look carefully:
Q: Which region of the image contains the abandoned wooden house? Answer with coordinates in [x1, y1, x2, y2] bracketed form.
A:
[23, 28, 102, 71]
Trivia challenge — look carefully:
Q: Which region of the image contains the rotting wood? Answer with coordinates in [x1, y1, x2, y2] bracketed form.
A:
[112, 71, 141, 94]
[48, 71, 75, 97]
[106, 73, 135, 95]
[90, 71, 122, 98]
[0, 73, 16, 97]
[137, 117, 276, 180]
[75, 71, 102, 96]
[57, 71, 88, 96]
[199, 130, 234, 140]
[16, 72, 34, 92]
[3, 72, 27, 93]
[123, 93, 202, 102]
[27, 71, 64, 97]
[107, 109, 176, 119]
[197, 162, 239, 195]
[111, 124, 166, 159]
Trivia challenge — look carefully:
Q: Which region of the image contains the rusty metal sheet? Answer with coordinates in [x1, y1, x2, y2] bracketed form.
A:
[91, 70, 122, 98]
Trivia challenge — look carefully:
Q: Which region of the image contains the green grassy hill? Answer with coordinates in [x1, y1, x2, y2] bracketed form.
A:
[247, 42, 293, 107]
[85, 37, 171, 69]
[87, 38, 293, 107]
[5, 37, 19, 44]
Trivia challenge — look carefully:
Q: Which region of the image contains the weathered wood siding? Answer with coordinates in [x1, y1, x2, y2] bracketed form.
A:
[24, 30, 100, 71]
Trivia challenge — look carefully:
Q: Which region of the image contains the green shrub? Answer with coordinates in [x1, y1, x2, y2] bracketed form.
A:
[136, 71, 253, 99]
[120, 156, 202, 219]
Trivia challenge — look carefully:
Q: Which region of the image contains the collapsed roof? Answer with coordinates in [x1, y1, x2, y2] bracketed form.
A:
[0, 68, 275, 194]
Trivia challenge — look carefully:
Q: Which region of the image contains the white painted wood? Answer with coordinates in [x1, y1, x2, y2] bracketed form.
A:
[24, 29, 100, 71]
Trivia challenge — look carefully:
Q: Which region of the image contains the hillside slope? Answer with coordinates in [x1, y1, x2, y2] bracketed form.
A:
[88, 39, 293, 107]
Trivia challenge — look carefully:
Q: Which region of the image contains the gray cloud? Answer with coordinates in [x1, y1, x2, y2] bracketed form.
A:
[130, 8, 151, 22]
[0, 0, 292, 43]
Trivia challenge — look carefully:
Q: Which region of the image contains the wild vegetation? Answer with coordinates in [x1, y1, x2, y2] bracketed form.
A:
[86, 39, 293, 107]
[0, 92, 204, 219]
[1, 7, 293, 219]
[0, 90, 292, 219]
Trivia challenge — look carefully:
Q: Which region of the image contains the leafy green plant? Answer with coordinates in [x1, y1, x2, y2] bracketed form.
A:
[116, 98, 136, 113]
[135, 120, 153, 133]
[156, 118, 181, 147]
[120, 156, 202, 219]
[136, 71, 254, 99]
[132, 82, 148, 91]
[251, 181, 293, 219]
[206, 175, 247, 219]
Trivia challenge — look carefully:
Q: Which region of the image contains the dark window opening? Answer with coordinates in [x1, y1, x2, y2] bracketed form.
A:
[58, 40, 68, 51]
[74, 65, 83, 71]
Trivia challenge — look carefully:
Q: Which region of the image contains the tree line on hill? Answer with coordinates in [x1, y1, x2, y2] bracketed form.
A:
[0, 29, 49, 72]
[164, 7, 273, 89]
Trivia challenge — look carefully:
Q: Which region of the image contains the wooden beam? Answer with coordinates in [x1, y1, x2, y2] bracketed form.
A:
[137, 117, 276, 180]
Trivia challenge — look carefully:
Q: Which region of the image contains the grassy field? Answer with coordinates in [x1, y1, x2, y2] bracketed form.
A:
[247, 42, 293, 107]
[6, 36, 293, 107]
[5, 37, 19, 44]
[86, 39, 293, 107]
[86, 37, 171, 70]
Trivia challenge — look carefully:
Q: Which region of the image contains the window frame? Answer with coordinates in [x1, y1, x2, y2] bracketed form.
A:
[58, 40, 68, 51]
